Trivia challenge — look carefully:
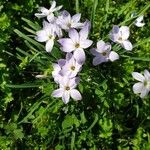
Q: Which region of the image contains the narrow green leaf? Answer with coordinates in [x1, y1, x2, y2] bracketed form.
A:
[121, 55, 150, 62]
[14, 29, 44, 50]
[75, 0, 80, 13]
[90, 0, 98, 29]
[6, 83, 41, 88]
[23, 26, 36, 35]
[21, 17, 41, 31]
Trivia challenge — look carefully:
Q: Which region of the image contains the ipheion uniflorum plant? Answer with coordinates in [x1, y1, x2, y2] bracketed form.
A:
[34, 1, 149, 103]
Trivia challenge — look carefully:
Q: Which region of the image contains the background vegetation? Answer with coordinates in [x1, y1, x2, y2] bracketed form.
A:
[0, 0, 150, 149]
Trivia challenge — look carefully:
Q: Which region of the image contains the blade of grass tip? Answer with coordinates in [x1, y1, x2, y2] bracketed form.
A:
[75, 0, 80, 13]
[29, 52, 41, 63]
[90, 0, 98, 30]
[23, 26, 36, 35]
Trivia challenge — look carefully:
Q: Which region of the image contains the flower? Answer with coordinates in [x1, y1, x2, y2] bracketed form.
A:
[56, 10, 84, 30]
[134, 15, 145, 27]
[110, 25, 133, 51]
[35, 23, 56, 52]
[132, 70, 150, 98]
[58, 26, 93, 64]
[52, 77, 82, 104]
[91, 40, 119, 66]
[61, 53, 82, 78]
[52, 59, 66, 83]
[35, 1, 62, 22]
[43, 20, 63, 38]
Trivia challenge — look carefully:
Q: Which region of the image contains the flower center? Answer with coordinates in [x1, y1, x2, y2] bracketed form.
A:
[102, 52, 107, 56]
[71, 66, 75, 71]
[75, 43, 80, 48]
[65, 86, 70, 91]
[144, 80, 150, 88]
[49, 35, 53, 39]
[118, 37, 123, 42]
[67, 23, 71, 28]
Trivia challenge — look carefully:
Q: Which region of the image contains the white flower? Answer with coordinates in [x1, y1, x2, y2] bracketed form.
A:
[91, 40, 119, 66]
[134, 15, 145, 27]
[132, 70, 150, 98]
[35, 23, 56, 52]
[56, 10, 84, 31]
[58, 26, 93, 64]
[35, 1, 62, 22]
[43, 20, 63, 38]
[52, 77, 82, 104]
[61, 53, 82, 78]
[110, 25, 133, 51]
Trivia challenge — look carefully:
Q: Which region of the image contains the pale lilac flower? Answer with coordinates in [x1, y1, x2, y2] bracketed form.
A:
[52, 59, 66, 83]
[43, 20, 63, 38]
[134, 15, 145, 27]
[132, 70, 150, 98]
[35, 23, 56, 52]
[61, 53, 82, 78]
[35, 1, 62, 22]
[91, 40, 119, 66]
[52, 77, 82, 104]
[56, 10, 84, 31]
[58, 27, 93, 64]
[110, 25, 133, 51]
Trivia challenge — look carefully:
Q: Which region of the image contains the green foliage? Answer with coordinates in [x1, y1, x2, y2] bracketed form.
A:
[0, 0, 150, 149]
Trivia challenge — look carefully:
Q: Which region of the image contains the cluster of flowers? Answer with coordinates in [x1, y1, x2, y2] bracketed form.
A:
[35, 1, 149, 103]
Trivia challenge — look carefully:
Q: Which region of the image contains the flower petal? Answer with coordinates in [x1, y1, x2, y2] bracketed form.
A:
[109, 51, 119, 61]
[140, 88, 149, 98]
[70, 89, 82, 100]
[144, 70, 150, 80]
[46, 40, 54, 52]
[80, 39, 93, 49]
[133, 82, 144, 94]
[97, 40, 105, 51]
[62, 91, 70, 104]
[72, 13, 81, 23]
[90, 48, 100, 56]
[120, 26, 130, 40]
[122, 40, 133, 51]
[35, 30, 48, 42]
[58, 38, 75, 52]
[47, 13, 55, 22]
[50, 1, 56, 11]
[73, 48, 86, 64]
[79, 25, 89, 40]
[68, 77, 79, 88]
[132, 72, 145, 82]
[35, 13, 47, 18]
[93, 56, 107, 66]
[51, 89, 63, 97]
[69, 29, 79, 43]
